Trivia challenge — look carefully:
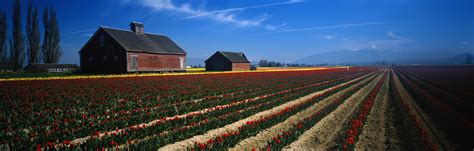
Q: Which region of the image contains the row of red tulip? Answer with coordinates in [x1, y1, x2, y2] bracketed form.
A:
[258, 72, 378, 150]
[337, 72, 387, 151]
[397, 71, 473, 129]
[394, 66, 474, 149]
[390, 72, 438, 150]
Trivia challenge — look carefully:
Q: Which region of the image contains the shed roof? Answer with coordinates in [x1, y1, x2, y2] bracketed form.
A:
[101, 27, 186, 55]
[213, 51, 250, 63]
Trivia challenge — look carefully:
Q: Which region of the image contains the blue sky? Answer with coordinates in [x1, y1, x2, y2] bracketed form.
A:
[1, 0, 473, 64]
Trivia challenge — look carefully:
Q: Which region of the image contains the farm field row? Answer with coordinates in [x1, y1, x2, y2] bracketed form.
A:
[1, 66, 472, 150]
[0, 67, 347, 81]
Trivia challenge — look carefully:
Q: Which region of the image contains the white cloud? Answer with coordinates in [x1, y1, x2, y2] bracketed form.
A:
[131, 0, 302, 27]
[366, 39, 417, 51]
[387, 31, 412, 42]
[181, 1, 303, 20]
[82, 33, 93, 37]
[371, 44, 377, 49]
[325, 35, 335, 39]
[262, 22, 389, 34]
[350, 48, 361, 51]
[265, 23, 289, 31]
[62, 28, 97, 35]
[315, 35, 336, 40]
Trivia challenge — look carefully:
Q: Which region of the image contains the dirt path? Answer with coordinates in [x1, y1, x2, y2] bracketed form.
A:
[229, 72, 379, 151]
[157, 72, 376, 150]
[384, 73, 402, 151]
[392, 70, 452, 150]
[353, 71, 390, 150]
[384, 101, 402, 151]
[283, 72, 384, 150]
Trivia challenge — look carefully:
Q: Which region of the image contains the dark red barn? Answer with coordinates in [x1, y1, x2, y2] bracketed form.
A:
[205, 51, 250, 71]
[79, 22, 186, 73]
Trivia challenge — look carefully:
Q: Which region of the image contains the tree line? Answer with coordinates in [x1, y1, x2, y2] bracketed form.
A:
[0, 0, 61, 71]
[258, 59, 316, 67]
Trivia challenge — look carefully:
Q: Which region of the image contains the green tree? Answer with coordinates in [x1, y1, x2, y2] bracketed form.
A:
[49, 7, 61, 63]
[259, 59, 268, 67]
[0, 11, 7, 62]
[26, 0, 41, 65]
[42, 6, 61, 63]
[42, 6, 49, 63]
[11, 0, 26, 70]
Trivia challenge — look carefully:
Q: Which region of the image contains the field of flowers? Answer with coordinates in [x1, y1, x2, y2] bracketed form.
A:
[0, 66, 472, 150]
[390, 66, 474, 150]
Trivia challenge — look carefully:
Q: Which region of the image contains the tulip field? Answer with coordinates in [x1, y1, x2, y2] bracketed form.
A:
[0, 66, 473, 150]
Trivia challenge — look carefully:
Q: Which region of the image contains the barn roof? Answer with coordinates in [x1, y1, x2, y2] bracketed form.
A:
[217, 51, 250, 63]
[101, 27, 186, 55]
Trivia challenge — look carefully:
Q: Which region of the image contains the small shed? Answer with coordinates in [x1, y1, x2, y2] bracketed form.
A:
[205, 51, 250, 71]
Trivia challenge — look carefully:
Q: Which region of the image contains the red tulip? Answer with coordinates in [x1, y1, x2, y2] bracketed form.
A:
[63, 140, 70, 145]
[207, 139, 214, 144]
[297, 122, 303, 129]
[47, 142, 53, 148]
[223, 133, 229, 138]
[217, 137, 223, 144]
[198, 143, 206, 150]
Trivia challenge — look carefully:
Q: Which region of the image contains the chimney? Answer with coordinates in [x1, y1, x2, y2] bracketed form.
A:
[130, 22, 144, 34]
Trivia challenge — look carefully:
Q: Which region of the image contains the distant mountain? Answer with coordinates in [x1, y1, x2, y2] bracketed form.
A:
[444, 53, 473, 64]
[295, 49, 470, 65]
[187, 57, 206, 67]
[187, 57, 260, 66]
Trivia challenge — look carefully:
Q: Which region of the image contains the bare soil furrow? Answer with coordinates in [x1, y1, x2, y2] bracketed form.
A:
[229, 72, 379, 151]
[283, 72, 384, 150]
[353, 71, 390, 150]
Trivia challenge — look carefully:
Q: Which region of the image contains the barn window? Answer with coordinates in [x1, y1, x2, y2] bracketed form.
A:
[103, 56, 107, 61]
[89, 57, 93, 62]
[114, 56, 118, 61]
[100, 35, 105, 47]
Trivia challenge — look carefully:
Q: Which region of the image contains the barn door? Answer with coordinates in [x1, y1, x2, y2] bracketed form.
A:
[179, 57, 185, 69]
[131, 55, 138, 71]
